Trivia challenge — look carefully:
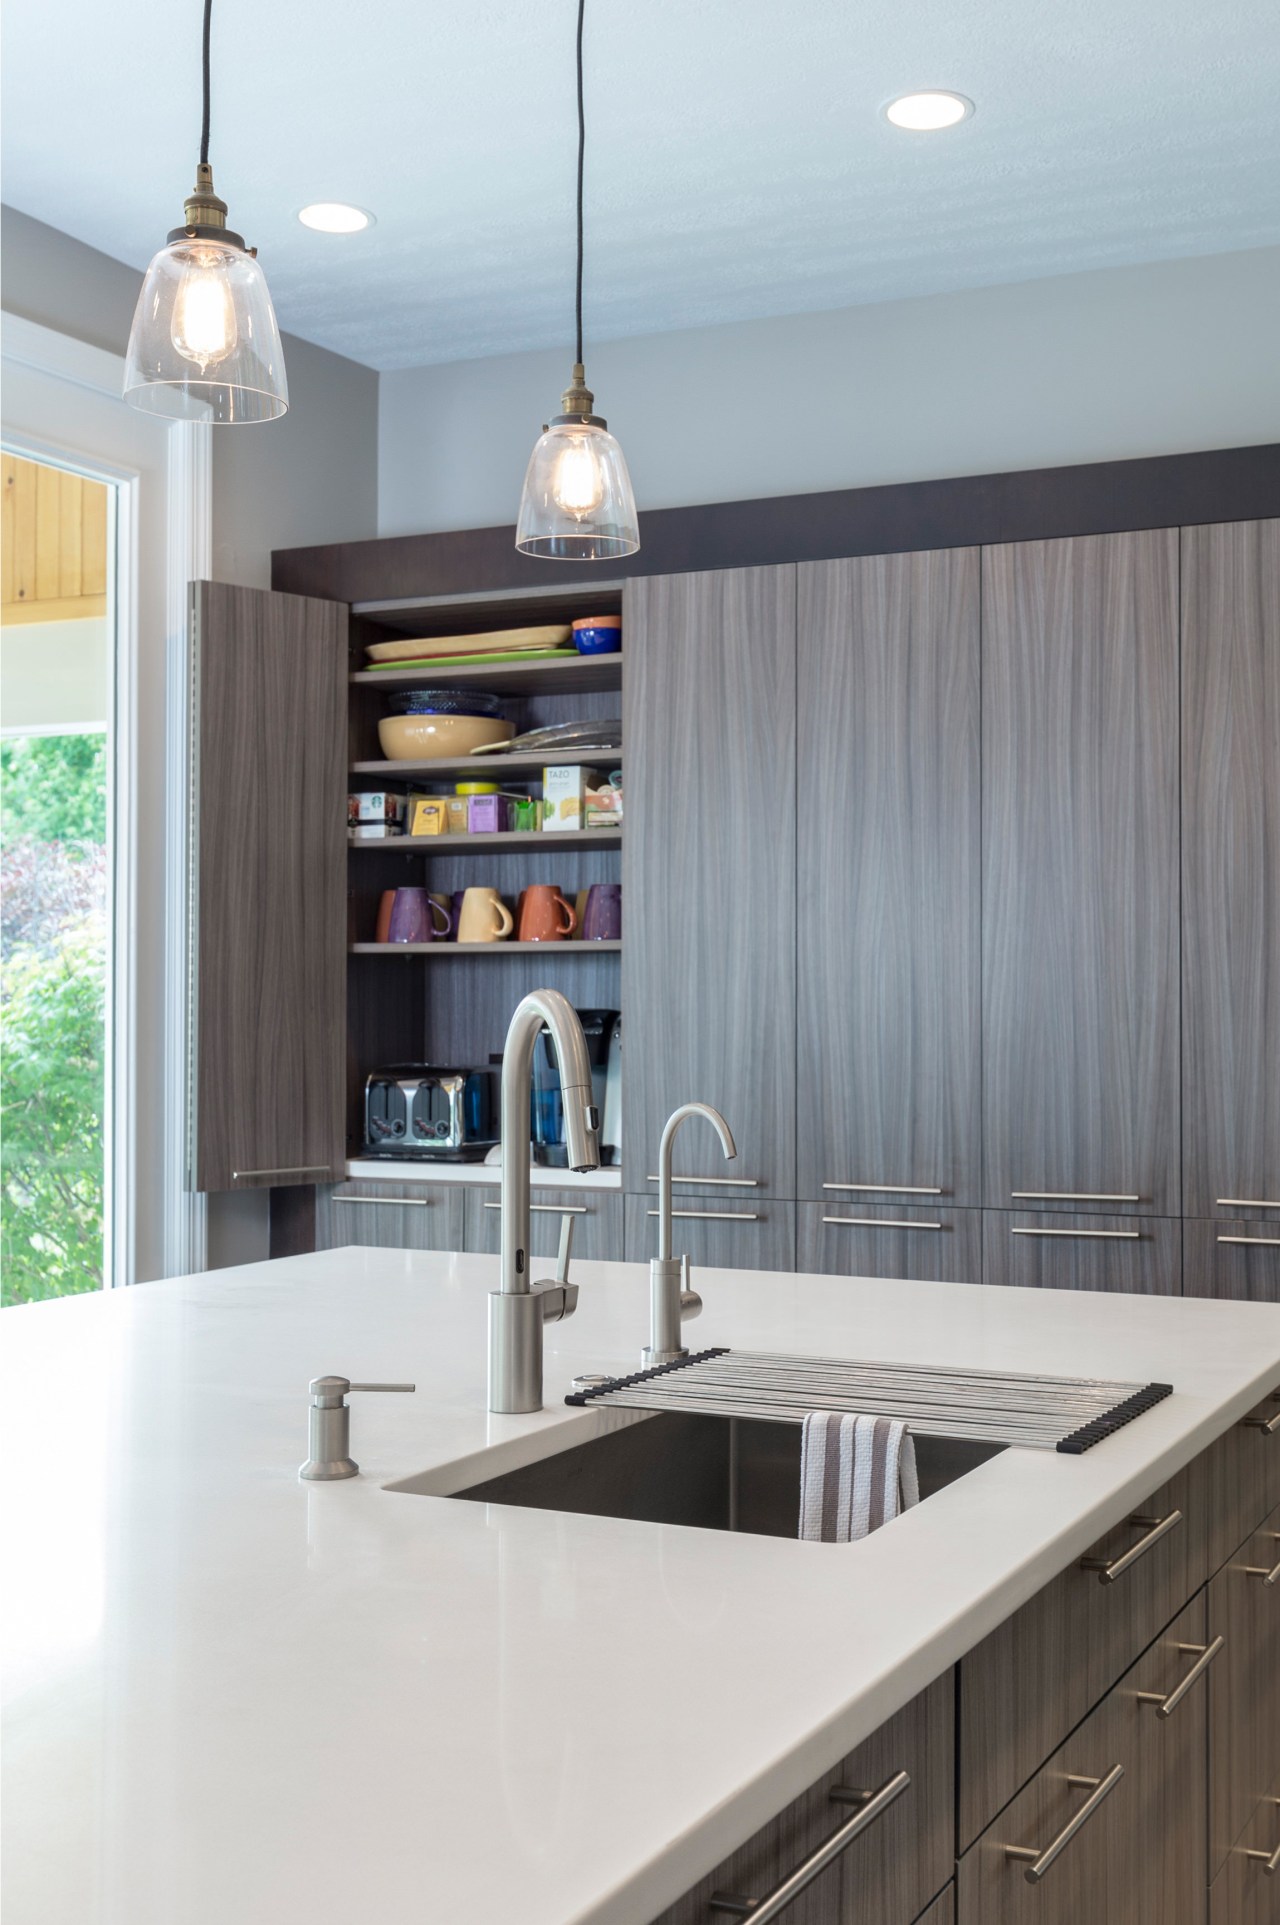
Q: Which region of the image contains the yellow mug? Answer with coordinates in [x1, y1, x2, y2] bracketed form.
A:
[457, 886, 514, 943]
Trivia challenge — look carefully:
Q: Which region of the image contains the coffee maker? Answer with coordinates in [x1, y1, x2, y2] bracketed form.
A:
[530, 1008, 618, 1165]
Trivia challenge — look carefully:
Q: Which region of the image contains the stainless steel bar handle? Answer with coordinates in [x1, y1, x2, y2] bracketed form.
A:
[1219, 1235, 1280, 1246]
[1217, 1198, 1280, 1209]
[1081, 1510, 1183, 1583]
[1242, 1395, 1280, 1435]
[1003, 1765, 1124, 1883]
[337, 1195, 432, 1208]
[1011, 1227, 1140, 1240]
[1241, 1799, 1280, 1875]
[646, 1174, 760, 1188]
[706, 1769, 910, 1921]
[823, 1216, 943, 1231]
[1135, 1637, 1225, 1717]
[1243, 1533, 1280, 1586]
[1011, 1191, 1140, 1203]
[483, 1200, 587, 1215]
[823, 1182, 943, 1195]
[233, 1164, 330, 1180]
[646, 1209, 760, 1223]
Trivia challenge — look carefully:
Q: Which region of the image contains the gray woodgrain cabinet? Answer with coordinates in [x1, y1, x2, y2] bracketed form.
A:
[959, 1596, 1208, 1925]
[315, 1181, 466, 1252]
[621, 566, 796, 1198]
[982, 1212, 1181, 1294]
[981, 531, 1180, 1218]
[463, 1185, 623, 1262]
[191, 583, 347, 1191]
[624, 1193, 796, 1273]
[1183, 1218, 1280, 1303]
[649, 1671, 952, 1925]
[1207, 1503, 1280, 1880]
[1208, 1777, 1280, 1925]
[796, 551, 981, 1209]
[1182, 519, 1280, 1227]
[797, 1202, 982, 1286]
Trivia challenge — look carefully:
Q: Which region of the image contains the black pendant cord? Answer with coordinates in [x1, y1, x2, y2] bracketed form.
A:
[574, 0, 585, 368]
[199, 0, 213, 165]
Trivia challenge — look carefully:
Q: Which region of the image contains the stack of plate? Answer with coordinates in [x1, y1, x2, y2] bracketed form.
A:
[365, 626, 575, 672]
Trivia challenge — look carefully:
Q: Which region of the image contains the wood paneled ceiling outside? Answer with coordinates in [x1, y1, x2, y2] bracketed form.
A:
[2, 455, 108, 626]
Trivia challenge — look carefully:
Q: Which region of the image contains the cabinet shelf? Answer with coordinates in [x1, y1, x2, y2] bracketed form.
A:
[350, 940, 622, 956]
[347, 828, 621, 853]
[349, 749, 621, 780]
[349, 654, 622, 697]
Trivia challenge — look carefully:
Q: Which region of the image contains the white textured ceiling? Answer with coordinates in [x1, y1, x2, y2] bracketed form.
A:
[4, 0, 1279, 371]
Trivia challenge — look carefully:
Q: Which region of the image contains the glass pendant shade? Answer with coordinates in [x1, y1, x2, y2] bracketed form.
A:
[516, 418, 639, 560]
[124, 235, 288, 423]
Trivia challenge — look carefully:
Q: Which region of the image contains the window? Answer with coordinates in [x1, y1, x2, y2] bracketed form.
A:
[1, 454, 115, 1302]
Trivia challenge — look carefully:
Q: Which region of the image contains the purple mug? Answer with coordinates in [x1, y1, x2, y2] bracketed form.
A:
[387, 887, 450, 944]
[581, 882, 622, 942]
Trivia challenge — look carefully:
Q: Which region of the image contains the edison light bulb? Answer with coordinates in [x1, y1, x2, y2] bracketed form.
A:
[171, 252, 238, 372]
[550, 433, 607, 520]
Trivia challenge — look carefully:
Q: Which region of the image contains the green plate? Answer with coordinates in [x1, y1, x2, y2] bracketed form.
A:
[366, 647, 577, 672]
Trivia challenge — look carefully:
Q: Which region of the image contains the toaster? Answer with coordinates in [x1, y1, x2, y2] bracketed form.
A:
[363, 1066, 495, 1159]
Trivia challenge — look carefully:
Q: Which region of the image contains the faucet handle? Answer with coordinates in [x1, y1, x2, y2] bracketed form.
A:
[555, 1212, 575, 1285]
[679, 1251, 703, 1322]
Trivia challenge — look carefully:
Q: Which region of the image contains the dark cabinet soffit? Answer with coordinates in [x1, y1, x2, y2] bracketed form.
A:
[272, 443, 1280, 603]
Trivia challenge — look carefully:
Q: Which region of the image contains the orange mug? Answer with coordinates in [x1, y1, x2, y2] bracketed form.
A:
[517, 884, 577, 942]
[375, 890, 395, 943]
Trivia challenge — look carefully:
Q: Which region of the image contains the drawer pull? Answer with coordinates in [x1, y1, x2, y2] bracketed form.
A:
[1011, 1190, 1140, 1203]
[1241, 1800, 1280, 1876]
[646, 1209, 760, 1223]
[483, 1201, 588, 1215]
[1242, 1396, 1280, 1435]
[1217, 1198, 1280, 1210]
[707, 1769, 910, 1920]
[1243, 1533, 1280, 1587]
[823, 1182, 943, 1195]
[823, 1216, 943, 1232]
[646, 1174, 760, 1188]
[1011, 1227, 1140, 1241]
[1080, 1510, 1183, 1583]
[336, 1194, 432, 1208]
[1219, 1235, 1280, 1247]
[1004, 1765, 1124, 1884]
[1135, 1636, 1225, 1717]
[233, 1164, 330, 1181]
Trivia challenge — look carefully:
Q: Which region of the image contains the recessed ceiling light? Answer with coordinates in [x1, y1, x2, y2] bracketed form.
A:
[884, 91, 974, 131]
[297, 203, 374, 234]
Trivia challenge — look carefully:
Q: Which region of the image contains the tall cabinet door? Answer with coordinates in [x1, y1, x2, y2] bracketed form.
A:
[796, 550, 981, 1213]
[192, 583, 347, 1192]
[982, 532, 1180, 1217]
[1182, 519, 1280, 1232]
[622, 567, 796, 1198]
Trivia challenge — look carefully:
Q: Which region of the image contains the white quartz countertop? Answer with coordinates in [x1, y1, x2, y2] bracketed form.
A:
[3, 1251, 1278, 1925]
[344, 1157, 623, 1188]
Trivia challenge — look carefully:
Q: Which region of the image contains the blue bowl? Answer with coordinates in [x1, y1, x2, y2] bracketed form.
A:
[572, 624, 622, 656]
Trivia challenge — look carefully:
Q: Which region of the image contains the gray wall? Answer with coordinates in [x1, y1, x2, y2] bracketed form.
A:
[378, 244, 1280, 536]
[1, 205, 379, 588]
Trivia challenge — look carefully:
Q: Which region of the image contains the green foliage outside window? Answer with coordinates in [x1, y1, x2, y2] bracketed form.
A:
[1, 734, 107, 1306]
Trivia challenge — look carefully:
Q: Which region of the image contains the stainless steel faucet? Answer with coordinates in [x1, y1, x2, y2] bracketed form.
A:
[488, 989, 601, 1413]
[643, 1102, 738, 1365]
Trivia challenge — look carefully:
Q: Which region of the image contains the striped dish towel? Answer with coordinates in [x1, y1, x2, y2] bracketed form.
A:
[798, 1412, 920, 1543]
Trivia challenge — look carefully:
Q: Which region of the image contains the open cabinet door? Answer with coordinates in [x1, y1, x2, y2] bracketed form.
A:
[190, 582, 347, 1191]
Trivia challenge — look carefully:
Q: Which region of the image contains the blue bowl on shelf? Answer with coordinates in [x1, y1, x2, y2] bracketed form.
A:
[571, 617, 621, 656]
[386, 687, 508, 719]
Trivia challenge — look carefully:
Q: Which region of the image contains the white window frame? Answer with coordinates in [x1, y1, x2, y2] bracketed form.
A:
[2, 314, 211, 1284]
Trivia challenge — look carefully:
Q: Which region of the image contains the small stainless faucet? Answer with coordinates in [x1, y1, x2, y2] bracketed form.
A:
[489, 990, 601, 1413]
[644, 1102, 738, 1365]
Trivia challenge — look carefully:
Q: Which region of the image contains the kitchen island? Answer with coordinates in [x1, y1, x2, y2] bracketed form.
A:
[3, 1250, 1278, 1924]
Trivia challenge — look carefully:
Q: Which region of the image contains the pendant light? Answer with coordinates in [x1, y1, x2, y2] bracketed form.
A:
[515, 0, 638, 559]
[123, 0, 287, 423]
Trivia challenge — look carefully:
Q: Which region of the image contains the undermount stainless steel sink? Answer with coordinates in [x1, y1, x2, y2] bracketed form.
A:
[392, 1412, 1004, 1541]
